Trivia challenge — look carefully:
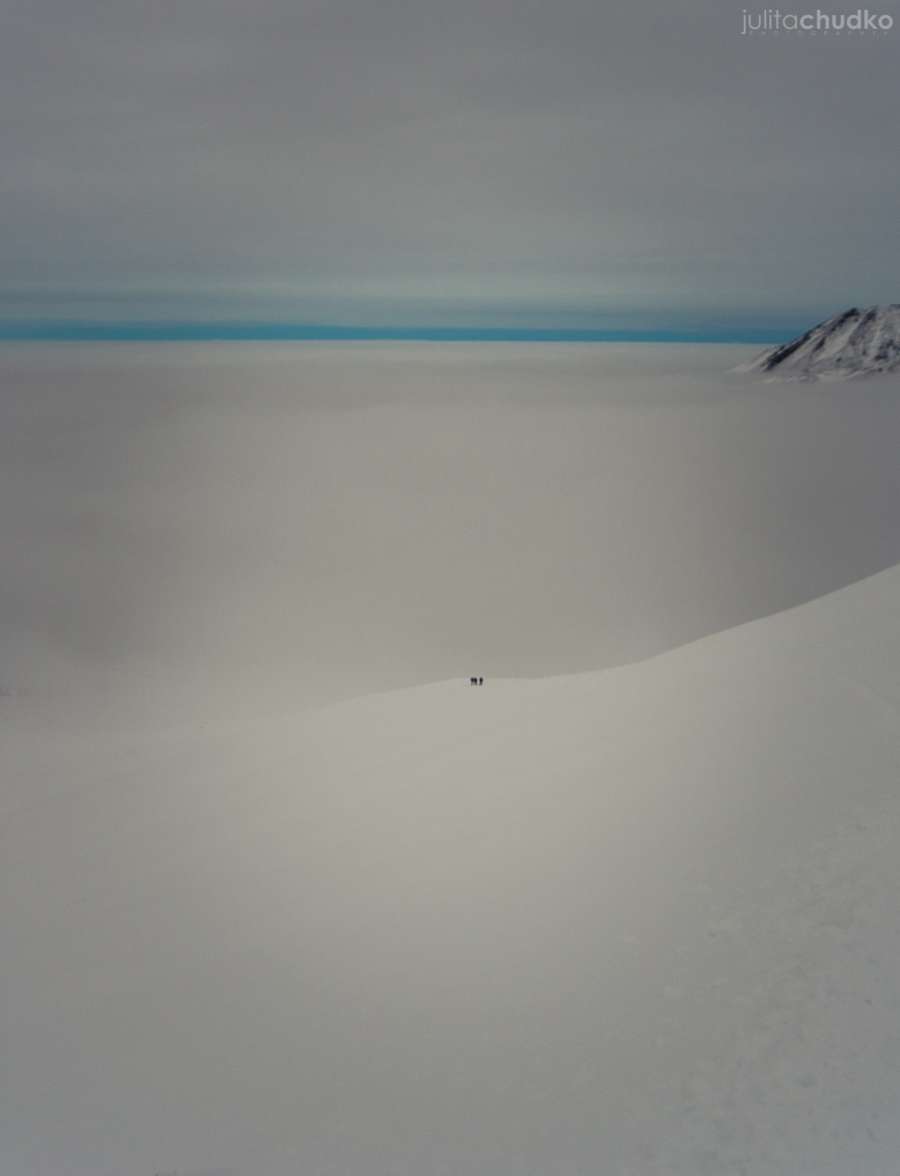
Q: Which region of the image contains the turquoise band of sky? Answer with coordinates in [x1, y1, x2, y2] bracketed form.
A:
[0, 321, 793, 344]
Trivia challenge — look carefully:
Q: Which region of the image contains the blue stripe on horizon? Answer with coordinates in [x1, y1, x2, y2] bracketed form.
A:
[0, 321, 795, 344]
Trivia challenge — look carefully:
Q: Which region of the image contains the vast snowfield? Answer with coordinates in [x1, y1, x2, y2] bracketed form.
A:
[3, 342, 900, 1176]
[3, 342, 900, 717]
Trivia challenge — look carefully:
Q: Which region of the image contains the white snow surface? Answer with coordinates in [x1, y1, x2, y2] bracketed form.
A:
[4, 562, 900, 1176]
[3, 342, 900, 720]
[737, 304, 900, 380]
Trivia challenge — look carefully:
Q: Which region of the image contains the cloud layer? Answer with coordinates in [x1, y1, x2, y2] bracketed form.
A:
[1, 0, 898, 325]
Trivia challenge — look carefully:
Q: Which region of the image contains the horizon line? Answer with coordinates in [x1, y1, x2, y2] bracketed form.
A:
[0, 320, 793, 345]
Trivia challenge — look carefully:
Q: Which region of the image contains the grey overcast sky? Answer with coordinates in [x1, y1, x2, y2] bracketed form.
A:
[1, 0, 898, 330]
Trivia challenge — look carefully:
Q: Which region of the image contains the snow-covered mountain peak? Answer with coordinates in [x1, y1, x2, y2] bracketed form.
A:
[737, 304, 900, 380]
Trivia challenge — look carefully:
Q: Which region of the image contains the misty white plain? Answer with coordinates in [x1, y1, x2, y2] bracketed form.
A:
[3, 343, 900, 1176]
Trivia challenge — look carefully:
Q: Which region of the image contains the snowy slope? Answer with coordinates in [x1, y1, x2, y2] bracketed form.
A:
[738, 304, 900, 380]
[3, 565, 900, 1176]
[5, 343, 900, 717]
